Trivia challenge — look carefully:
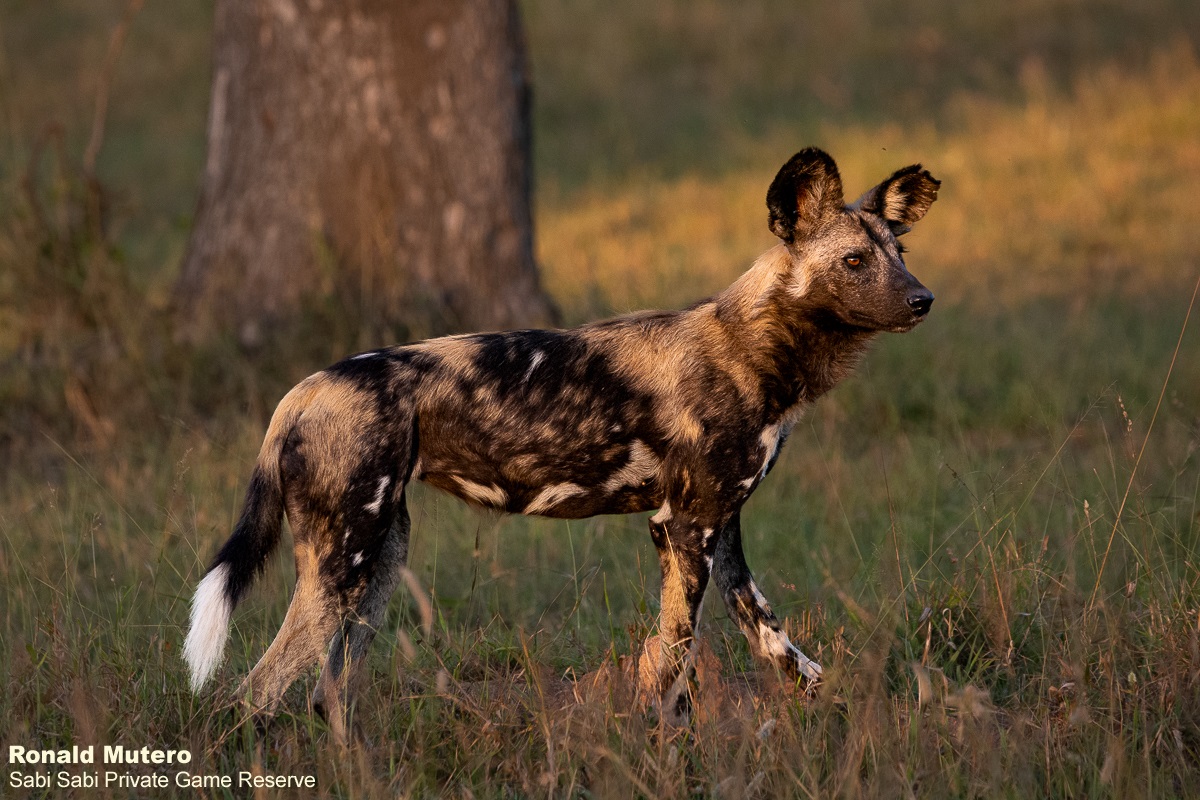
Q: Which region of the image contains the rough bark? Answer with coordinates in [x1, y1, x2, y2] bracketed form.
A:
[176, 0, 555, 346]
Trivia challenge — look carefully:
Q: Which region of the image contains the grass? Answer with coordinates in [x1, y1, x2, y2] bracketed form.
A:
[2, 1, 1200, 797]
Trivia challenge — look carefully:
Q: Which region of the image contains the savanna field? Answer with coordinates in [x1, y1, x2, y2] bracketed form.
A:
[3, 1, 1200, 796]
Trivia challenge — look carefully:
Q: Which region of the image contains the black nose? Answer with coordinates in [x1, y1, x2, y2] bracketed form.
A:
[907, 291, 934, 316]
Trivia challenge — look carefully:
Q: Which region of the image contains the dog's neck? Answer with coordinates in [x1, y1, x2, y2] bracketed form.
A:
[713, 244, 876, 420]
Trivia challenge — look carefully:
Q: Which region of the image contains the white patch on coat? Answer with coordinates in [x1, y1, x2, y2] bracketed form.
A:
[757, 622, 792, 657]
[750, 581, 769, 611]
[603, 440, 659, 493]
[758, 420, 797, 480]
[755, 622, 823, 680]
[758, 424, 781, 477]
[183, 564, 232, 691]
[523, 350, 546, 383]
[524, 482, 586, 515]
[364, 476, 391, 514]
[451, 476, 508, 508]
[352, 551, 364, 566]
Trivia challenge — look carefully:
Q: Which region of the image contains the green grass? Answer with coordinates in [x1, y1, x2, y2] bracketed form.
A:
[3, 1, 1200, 797]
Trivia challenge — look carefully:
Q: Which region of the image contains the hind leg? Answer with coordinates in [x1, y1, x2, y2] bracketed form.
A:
[239, 539, 342, 711]
[312, 498, 410, 738]
[644, 501, 722, 724]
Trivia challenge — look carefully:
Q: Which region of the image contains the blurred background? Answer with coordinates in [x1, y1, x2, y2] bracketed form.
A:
[2, 1, 1200, 794]
[3, 0, 1199, 441]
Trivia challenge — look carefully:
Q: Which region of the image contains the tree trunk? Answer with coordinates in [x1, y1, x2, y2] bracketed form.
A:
[176, 0, 555, 347]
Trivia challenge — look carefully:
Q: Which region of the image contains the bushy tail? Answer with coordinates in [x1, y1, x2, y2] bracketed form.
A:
[183, 382, 313, 691]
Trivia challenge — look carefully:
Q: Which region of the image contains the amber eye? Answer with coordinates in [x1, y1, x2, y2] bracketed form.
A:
[844, 255, 863, 268]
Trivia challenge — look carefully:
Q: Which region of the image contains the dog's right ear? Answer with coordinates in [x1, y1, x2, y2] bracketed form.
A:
[767, 148, 844, 243]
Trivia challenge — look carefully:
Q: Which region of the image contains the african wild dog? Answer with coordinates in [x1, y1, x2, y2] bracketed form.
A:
[184, 147, 939, 727]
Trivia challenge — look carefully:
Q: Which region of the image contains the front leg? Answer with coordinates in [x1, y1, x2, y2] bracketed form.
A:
[643, 501, 722, 722]
[713, 513, 822, 684]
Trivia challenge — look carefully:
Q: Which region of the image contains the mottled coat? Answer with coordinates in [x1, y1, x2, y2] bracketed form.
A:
[184, 148, 940, 727]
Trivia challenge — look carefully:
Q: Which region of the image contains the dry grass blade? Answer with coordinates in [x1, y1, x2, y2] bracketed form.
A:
[1088, 269, 1200, 610]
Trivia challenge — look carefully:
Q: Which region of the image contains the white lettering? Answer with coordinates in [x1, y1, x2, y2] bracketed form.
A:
[239, 771, 317, 788]
[103, 745, 191, 764]
[57, 771, 98, 788]
[176, 771, 232, 788]
[106, 772, 169, 788]
[11, 772, 51, 789]
[7, 745, 94, 765]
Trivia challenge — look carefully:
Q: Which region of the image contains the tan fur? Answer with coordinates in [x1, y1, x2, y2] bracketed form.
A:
[410, 333, 483, 372]
[523, 482, 587, 514]
[657, 544, 692, 647]
[412, 335, 484, 408]
[592, 321, 707, 444]
[451, 476, 508, 508]
[720, 244, 792, 315]
[602, 440, 659, 493]
[260, 374, 389, 510]
[241, 543, 338, 710]
[255, 375, 326, 483]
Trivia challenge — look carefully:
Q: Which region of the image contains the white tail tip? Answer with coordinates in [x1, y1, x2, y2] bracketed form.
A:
[183, 564, 232, 691]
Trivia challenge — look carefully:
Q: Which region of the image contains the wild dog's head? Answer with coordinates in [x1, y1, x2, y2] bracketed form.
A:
[767, 148, 939, 332]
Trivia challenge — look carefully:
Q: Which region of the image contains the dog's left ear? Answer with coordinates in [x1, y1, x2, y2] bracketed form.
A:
[854, 165, 940, 235]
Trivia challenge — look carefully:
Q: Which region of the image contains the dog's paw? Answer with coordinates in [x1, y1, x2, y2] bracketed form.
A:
[795, 651, 822, 683]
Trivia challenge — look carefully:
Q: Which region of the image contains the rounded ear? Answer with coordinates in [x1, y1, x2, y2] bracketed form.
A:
[766, 148, 844, 242]
[854, 164, 940, 235]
